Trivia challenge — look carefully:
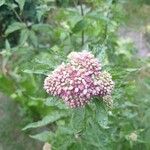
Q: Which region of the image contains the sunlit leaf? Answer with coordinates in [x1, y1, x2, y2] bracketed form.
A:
[15, 0, 25, 11]
[5, 40, 11, 50]
[0, 0, 5, 7]
[19, 29, 29, 46]
[30, 131, 54, 142]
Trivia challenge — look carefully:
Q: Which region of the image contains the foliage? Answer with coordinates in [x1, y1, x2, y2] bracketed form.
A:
[123, 0, 150, 28]
[0, 0, 150, 150]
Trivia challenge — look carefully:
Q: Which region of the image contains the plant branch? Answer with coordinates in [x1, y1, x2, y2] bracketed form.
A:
[12, 8, 23, 23]
[7, 4, 28, 27]
[80, 0, 84, 46]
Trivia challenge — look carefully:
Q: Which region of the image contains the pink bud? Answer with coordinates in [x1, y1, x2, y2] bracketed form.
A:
[75, 88, 79, 93]
[83, 89, 88, 95]
[78, 84, 84, 90]
[82, 79, 86, 85]
[44, 51, 114, 108]
[68, 86, 73, 90]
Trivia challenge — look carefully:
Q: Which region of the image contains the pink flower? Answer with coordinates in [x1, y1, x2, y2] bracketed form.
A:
[83, 89, 88, 95]
[44, 51, 114, 108]
[75, 88, 79, 93]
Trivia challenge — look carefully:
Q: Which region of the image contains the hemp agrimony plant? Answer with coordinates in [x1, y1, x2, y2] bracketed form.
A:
[44, 51, 114, 108]
[1, 0, 149, 149]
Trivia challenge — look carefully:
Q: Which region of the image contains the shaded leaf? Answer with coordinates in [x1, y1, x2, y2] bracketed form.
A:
[5, 22, 26, 35]
[23, 111, 68, 130]
[45, 97, 68, 109]
[72, 19, 88, 33]
[95, 100, 109, 129]
[23, 69, 48, 75]
[34, 58, 55, 68]
[29, 30, 38, 47]
[32, 24, 52, 32]
[57, 127, 74, 135]
[70, 108, 85, 131]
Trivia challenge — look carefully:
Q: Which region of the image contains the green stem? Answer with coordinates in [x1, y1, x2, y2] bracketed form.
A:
[80, 0, 84, 46]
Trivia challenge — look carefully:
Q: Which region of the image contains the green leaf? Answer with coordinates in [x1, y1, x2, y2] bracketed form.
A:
[29, 30, 38, 47]
[97, 46, 109, 66]
[72, 19, 88, 33]
[95, 100, 109, 129]
[23, 69, 48, 75]
[19, 29, 29, 46]
[57, 127, 74, 135]
[84, 119, 106, 149]
[5, 22, 26, 36]
[70, 108, 85, 131]
[15, 0, 25, 11]
[0, 0, 5, 7]
[34, 58, 55, 68]
[32, 24, 52, 32]
[45, 97, 68, 109]
[30, 131, 54, 142]
[5, 40, 11, 50]
[86, 11, 108, 21]
[126, 68, 139, 72]
[36, 4, 52, 22]
[23, 111, 68, 130]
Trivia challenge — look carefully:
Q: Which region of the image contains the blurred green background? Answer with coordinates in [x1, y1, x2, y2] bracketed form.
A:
[0, 0, 150, 150]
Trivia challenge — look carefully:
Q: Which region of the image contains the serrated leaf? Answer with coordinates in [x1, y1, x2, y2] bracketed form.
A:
[15, 0, 25, 11]
[46, 0, 55, 1]
[23, 69, 48, 75]
[45, 97, 67, 109]
[57, 127, 74, 135]
[124, 101, 138, 107]
[86, 11, 108, 21]
[19, 29, 29, 45]
[5, 22, 26, 36]
[34, 58, 54, 68]
[36, 4, 51, 22]
[70, 108, 85, 131]
[72, 19, 88, 33]
[32, 24, 52, 32]
[97, 46, 109, 66]
[23, 111, 68, 130]
[29, 30, 38, 47]
[95, 100, 109, 129]
[30, 131, 54, 142]
[5, 40, 11, 50]
[85, 119, 107, 148]
[126, 68, 139, 72]
[0, 0, 5, 7]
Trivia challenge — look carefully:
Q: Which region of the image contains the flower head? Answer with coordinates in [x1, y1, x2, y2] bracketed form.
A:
[44, 51, 114, 108]
[128, 132, 138, 142]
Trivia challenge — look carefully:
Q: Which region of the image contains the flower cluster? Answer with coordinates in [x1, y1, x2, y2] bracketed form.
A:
[44, 51, 114, 108]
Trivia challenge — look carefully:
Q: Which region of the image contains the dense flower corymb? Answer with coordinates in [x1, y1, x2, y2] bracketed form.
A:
[44, 51, 114, 108]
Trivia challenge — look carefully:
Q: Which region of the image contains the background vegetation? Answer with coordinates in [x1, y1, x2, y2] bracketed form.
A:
[0, 0, 149, 150]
